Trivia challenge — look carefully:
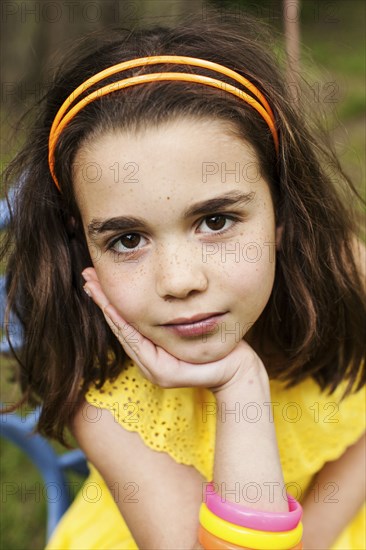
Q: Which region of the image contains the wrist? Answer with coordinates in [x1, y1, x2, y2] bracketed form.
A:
[212, 355, 270, 400]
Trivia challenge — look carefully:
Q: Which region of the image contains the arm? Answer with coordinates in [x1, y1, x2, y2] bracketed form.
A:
[79, 269, 290, 548]
[72, 358, 287, 550]
[72, 400, 204, 550]
[212, 363, 288, 512]
[301, 431, 366, 549]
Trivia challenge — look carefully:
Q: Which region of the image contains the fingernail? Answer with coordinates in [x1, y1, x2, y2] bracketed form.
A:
[83, 285, 92, 297]
[81, 270, 91, 282]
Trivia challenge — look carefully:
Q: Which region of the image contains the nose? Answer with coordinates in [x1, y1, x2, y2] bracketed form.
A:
[155, 243, 208, 300]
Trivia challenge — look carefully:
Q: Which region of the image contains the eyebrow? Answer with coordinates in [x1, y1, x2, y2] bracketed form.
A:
[87, 190, 256, 239]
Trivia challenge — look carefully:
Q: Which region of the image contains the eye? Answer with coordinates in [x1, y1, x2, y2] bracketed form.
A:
[107, 233, 147, 259]
[106, 213, 240, 260]
[198, 214, 238, 234]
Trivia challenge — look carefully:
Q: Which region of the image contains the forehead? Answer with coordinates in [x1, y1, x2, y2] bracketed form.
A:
[72, 117, 265, 219]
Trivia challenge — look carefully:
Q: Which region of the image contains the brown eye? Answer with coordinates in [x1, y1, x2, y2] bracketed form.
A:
[107, 232, 148, 259]
[205, 215, 227, 231]
[120, 234, 141, 248]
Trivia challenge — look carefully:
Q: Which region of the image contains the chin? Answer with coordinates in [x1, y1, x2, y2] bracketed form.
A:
[163, 341, 237, 365]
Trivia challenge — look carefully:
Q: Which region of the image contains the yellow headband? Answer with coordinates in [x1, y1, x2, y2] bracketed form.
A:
[48, 55, 279, 192]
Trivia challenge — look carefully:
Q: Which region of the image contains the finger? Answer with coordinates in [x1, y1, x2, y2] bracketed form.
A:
[81, 270, 138, 349]
[84, 281, 142, 357]
[81, 267, 98, 282]
[83, 279, 159, 377]
[81, 270, 244, 389]
[88, 286, 200, 387]
[104, 305, 139, 350]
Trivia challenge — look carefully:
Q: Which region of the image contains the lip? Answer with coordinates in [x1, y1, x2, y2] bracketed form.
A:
[161, 313, 226, 337]
[162, 312, 225, 325]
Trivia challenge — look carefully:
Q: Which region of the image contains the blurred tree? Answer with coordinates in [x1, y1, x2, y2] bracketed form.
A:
[0, 0, 203, 149]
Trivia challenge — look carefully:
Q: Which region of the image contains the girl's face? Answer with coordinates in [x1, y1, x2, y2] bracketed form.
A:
[73, 118, 282, 363]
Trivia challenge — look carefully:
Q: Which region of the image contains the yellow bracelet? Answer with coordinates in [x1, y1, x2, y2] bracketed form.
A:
[199, 503, 303, 550]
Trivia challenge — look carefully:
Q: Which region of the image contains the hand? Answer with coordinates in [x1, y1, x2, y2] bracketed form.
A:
[82, 268, 267, 392]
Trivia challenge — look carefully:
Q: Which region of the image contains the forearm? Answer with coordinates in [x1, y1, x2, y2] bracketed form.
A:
[212, 365, 288, 512]
[301, 431, 366, 549]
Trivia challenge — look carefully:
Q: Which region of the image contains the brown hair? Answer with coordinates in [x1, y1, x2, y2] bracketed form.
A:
[1, 11, 365, 447]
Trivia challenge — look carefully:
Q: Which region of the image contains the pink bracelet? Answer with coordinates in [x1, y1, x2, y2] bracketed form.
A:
[204, 482, 303, 532]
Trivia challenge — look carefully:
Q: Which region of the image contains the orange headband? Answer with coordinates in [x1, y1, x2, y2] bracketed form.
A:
[48, 55, 279, 192]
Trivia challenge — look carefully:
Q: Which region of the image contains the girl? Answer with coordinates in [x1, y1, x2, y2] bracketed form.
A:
[1, 11, 365, 550]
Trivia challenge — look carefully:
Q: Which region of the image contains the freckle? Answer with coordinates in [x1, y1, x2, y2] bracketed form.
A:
[166, 196, 170, 200]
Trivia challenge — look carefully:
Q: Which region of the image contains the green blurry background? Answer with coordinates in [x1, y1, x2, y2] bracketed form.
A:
[1, 0, 365, 548]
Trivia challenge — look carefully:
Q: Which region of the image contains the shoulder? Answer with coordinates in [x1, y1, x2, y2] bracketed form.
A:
[71, 396, 144, 460]
[70, 359, 149, 456]
[269, 376, 365, 475]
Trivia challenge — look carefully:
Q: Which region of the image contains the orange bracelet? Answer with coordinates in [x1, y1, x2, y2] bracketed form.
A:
[198, 524, 303, 550]
[198, 524, 251, 549]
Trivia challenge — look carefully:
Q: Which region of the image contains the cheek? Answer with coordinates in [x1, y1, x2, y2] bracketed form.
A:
[230, 246, 276, 304]
[95, 265, 151, 323]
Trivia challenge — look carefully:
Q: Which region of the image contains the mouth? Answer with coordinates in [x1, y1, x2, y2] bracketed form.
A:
[160, 312, 227, 337]
[161, 312, 226, 326]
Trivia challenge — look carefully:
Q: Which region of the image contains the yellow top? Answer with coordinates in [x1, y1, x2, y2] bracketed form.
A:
[46, 357, 365, 550]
